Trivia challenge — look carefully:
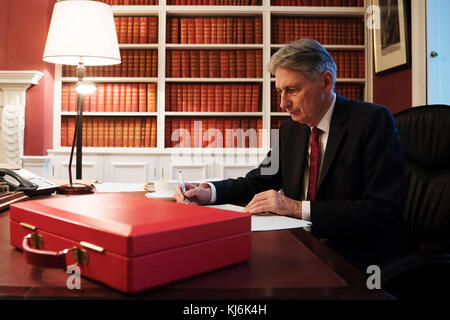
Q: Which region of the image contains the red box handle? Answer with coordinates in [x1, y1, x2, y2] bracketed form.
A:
[22, 234, 68, 269]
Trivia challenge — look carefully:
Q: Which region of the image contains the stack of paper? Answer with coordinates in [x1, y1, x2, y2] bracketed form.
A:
[206, 204, 312, 232]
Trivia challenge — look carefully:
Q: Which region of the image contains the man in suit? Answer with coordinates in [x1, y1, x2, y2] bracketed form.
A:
[174, 39, 410, 271]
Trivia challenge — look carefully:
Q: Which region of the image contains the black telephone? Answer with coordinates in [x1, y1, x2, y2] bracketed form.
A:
[0, 168, 59, 196]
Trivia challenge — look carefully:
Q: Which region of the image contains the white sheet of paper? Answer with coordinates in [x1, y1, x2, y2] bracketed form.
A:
[206, 204, 312, 232]
[93, 183, 145, 193]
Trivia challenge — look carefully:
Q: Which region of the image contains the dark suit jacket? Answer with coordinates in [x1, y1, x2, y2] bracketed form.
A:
[212, 94, 411, 270]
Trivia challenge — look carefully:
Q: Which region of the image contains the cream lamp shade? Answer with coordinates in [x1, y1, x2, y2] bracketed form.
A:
[43, 0, 121, 66]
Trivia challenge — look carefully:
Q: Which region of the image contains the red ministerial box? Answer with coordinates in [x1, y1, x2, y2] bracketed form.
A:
[9, 193, 251, 293]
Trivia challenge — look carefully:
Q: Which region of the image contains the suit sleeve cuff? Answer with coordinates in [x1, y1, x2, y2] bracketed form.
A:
[302, 201, 311, 221]
[200, 182, 217, 204]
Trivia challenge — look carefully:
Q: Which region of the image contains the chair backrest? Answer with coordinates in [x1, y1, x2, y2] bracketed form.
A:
[394, 105, 450, 254]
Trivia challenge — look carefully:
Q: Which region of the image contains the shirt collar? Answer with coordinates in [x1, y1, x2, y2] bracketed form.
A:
[311, 92, 336, 134]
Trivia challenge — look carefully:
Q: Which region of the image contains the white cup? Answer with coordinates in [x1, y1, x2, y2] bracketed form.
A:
[153, 180, 178, 195]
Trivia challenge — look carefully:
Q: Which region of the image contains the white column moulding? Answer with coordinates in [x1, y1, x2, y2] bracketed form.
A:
[0, 70, 44, 167]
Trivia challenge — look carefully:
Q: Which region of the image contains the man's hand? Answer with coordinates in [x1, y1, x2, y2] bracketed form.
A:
[174, 183, 212, 205]
[244, 189, 302, 219]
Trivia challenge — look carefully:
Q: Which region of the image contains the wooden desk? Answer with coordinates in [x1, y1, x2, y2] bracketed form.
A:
[0, 201, 391, 300]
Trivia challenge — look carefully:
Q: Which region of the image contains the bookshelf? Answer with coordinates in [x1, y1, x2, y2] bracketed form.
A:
[48, 0, 372, 183]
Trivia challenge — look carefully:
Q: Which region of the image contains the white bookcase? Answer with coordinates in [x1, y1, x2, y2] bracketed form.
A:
[45, 0, 372, 183]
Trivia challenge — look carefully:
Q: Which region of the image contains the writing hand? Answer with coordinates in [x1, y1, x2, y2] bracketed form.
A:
[174, 183, 212, 205]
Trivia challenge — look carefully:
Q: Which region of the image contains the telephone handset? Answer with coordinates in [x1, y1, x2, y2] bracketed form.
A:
[0, 168, 59, 196]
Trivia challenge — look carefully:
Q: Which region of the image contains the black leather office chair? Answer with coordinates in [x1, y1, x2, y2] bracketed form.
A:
[382, 105, 450, 299]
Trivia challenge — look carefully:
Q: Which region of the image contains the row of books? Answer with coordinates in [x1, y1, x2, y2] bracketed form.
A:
[60, 49, 362, 79]
[62, 49, 158, 78]
[97, 0, 362, 8]
[166, 17, 263, 44]
[271, 17, 364, 45]
[97, 0, 159, 5]
[335, 83, 363, 101]
[114, 16, 158, 44]
[270, 0, 364, 6]
[166, 83, 261, 112]
[166, 49, 263, 78]
[167, 0, 261, 5]
[61, 117, 157, 148]
[270, 83, 363, 112]
[328, 50, 365, 79]
[61, 83, 157, 113]
[99, 0, 261, 4]
[166, 117, 263, 148]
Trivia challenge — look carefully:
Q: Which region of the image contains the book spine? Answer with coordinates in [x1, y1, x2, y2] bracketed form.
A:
[128, 117, 135, 147]
[207, 84, 215, 112]
[238, 85, 245, 112]
[123, 117, 129, 147]
[173, 117, 183, 148]
[231, 84, 238, 112]
[180, 18, 188, 44]
[119, 84, 126, 112]
[68, 85, 76, 112]
[193, 84, 201, 112]
[187, 50, 198, 78]
[245, 84, 252, 113]
[148, 16, 158, 43]
[139, 50, 146, 77]
[134, 118, 142, 147]
[220, 51, 230, 78]
[85, 118, 93, 147]
[150, 117, 157, 147]
[209, 51, 220, 78]
[61, 118, 68, 147]
[131, 84, 139, 112]
[199, 50, 209, 78]
[61, 84, 69, 112]
[246, 49, 256, 78]
[200, 84, 208, 112]
[181, 50, 190, 77]
[194, 18, 204, 43]
[187, 18, 195, 44]
[105, 84, 113, 112]
[236, 50, 245, 78]
[139, 17, 148, 44]
[211, 17, 217, 44]
[187, 84, 194, 112]
[169, 17, 179, 43]
[255, 16, 262, 44]
[144, 118, 151, 147]
[132, 17, 140, 44]
[165, 118, 171, 148]
[215, 85, 223, 112]
[112, 84, 120, 112]
[224, 119, 232, 148]
[147, 83, 157, 112]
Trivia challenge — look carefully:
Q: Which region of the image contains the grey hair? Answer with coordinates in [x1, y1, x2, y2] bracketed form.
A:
[268, 38, 337, 86]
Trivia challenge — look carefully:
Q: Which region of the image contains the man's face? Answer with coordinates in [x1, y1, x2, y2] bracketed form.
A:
[275, 67, 332, 127]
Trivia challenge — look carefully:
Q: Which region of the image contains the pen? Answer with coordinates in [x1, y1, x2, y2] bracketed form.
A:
[178, 170, 189, 204]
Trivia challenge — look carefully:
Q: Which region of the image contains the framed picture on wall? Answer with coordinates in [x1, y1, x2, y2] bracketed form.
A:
[372, 0, 410, 75]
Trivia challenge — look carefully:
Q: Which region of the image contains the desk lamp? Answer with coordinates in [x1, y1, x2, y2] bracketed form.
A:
[43, 0, 120, 194]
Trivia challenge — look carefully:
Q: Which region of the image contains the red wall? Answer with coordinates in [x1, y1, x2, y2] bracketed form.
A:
[372, 68, 412, 115]
[0, 0, 57, 156]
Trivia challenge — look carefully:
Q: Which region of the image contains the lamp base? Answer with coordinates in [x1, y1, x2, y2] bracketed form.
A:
[56, 183, 95, 195]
